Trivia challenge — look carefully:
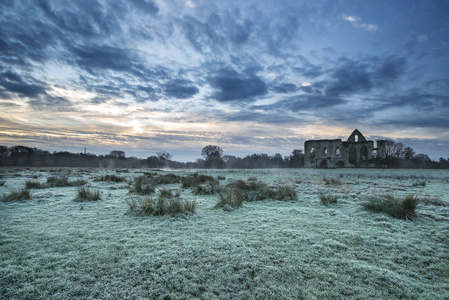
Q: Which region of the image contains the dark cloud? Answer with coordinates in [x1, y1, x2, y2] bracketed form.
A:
[208, 68, 267, 102]
[180, 9, 253, 54]
[293, 55, 323, 78]
[163, 80, 199, 99]
[128, 0, 159, 14]
[324, 55, 407, 97]
[27, 95, 73, 112]
[0, 71, 46, 98]
[72, 44, 140, 74]
[272, 83, 299, 94]
[253, 94, 346, 115]
[218, 111, 300, 124]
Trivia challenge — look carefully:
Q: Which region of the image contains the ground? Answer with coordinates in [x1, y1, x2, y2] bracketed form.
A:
[1, 168, 448, 299]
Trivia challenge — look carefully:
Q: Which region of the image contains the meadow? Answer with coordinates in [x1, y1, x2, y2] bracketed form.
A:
[1, 167, 448, 299]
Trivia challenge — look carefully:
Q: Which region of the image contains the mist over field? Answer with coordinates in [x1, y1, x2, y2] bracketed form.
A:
[1, 167, 448, 299]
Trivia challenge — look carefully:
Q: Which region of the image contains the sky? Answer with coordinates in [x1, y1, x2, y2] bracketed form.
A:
[1, 0, 448, 162]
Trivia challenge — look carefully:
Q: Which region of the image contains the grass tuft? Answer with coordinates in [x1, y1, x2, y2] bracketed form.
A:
[153, 173, 182, 185]
[275, 186, 298, 201]
[74, 187, 101, 202]
[215, 188, 244, 211]
[126, 191, 196, 217]
[99, 174, 126, 182]
[412, 180, 426, 187]
[0, 180, 5, 186]
[363, 194, 418, 220]
[130, 176, 155, 195]
[181, 173, 217, 189]
[226, 180, 297, 202]
[46, 176, 87, 187]
[319, 192, 338, 205]
[25, 180, 42, 189]
[323, 177, 343, 185]
[2, 188, 31, 202]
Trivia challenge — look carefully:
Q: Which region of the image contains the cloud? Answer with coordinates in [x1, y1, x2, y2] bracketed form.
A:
[343, 15, 378, 31]
[0, 71, 46, 98]
[325, 55, 407, 97]
[27, 95, 73, 112]
[163, 79, 199, 99]
[208, 67, 267, 102]
[72, 44, 142, 75]
[256, 94, 346, 113]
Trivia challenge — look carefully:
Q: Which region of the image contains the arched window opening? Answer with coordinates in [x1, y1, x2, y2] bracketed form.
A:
[336, 147, 341, 155]
[310, 148, 315, 159]
[355, 135, 359, 142]
[323, 147, 328, 155]
[372, 150, 378, 159]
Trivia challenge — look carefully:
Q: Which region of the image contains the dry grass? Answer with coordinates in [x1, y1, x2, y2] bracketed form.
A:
[363, 194, 418, 220]
[74, 187, 101, 202]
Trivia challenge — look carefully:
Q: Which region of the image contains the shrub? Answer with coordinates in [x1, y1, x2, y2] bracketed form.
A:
[363, 194, 418, 220]
[0, 180, 5, 186]
[131, 176, 155, 195]
[126, 193, 196, 217]
[276, 186, 298, 201]
[194, 181, 221, 195]
[74, 187, 101, 202]
[25, 180, 42, 189]
[47, 176, 70, 187]
[99, 174, 126, 182]
[215, 188, 244, 211]
[46, 176, 87, 187]
[181, 173, 217, 189]
[153, 173, 181, 185]
[158, 188, 180, 198]
[225, 180, 297, 202]
[2, 188, 31, 202]
[319, 192, 338, 205]
[412, 180, 426, 187]
[323, 177, 343, 185]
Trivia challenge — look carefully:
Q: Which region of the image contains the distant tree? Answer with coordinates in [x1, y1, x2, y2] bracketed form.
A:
[201, 145, 224, 168]
[384, 140, 404, 158]
[108, 150, 126, 158]
[401, 146, 415, 160]
[289, 149, 305, 168]
[156, 151, 172, 161]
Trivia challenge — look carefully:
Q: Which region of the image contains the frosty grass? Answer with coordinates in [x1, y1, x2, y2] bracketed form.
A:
[1, 168, 448, 299]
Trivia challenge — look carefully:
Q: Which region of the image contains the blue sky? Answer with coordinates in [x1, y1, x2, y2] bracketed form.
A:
[1, 0, 448, 161]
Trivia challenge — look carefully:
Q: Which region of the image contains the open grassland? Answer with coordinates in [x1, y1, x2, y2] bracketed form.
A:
[1, 168, 448, 299]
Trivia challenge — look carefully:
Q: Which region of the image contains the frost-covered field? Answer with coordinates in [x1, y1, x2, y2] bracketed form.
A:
[1, 167, 448, 299]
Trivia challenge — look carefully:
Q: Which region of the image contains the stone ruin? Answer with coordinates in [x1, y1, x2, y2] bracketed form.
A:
[304, 129, 386, 168]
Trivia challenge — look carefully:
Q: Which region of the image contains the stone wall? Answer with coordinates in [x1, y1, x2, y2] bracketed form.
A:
[304, 130, 386, 168]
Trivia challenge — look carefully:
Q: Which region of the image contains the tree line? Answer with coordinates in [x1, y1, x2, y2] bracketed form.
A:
[0, 141, 448, 169]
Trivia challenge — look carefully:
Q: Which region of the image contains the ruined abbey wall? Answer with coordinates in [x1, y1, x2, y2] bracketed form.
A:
[304, 130, 385, 168]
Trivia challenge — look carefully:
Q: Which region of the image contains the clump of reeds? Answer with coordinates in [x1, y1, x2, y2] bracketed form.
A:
[25, 180, 42, 189]
[1, 188, 31, 202]
[323, 177, 343, 185]
[99, 174, 126, 182]
[46, 176, 87, 187]
[215, 188, 244, 211]
[319, 192, 338, 205]
[74, 187, 101, 202]
[126, 189, 196, 216]
[130, 176, 155, 195]
[363, 194, 418, 220]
